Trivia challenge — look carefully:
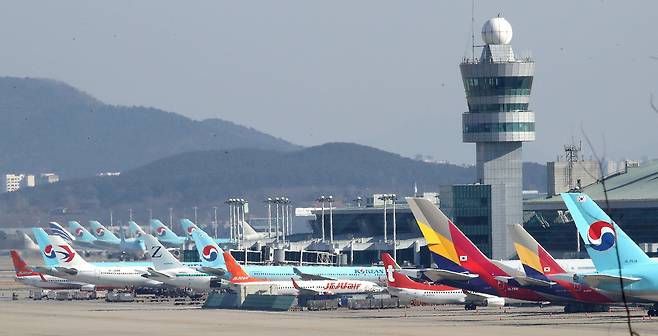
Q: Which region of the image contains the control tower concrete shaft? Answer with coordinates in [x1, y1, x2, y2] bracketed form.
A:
[459, 16, 535, 258]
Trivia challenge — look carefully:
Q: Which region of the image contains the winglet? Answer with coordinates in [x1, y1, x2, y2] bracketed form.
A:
[291, 277, 301, 290]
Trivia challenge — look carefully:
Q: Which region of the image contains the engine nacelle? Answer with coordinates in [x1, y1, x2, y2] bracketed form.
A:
[480, 297, 505, 307]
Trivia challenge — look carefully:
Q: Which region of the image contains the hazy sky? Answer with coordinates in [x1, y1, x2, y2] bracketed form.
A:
[1, 1, 657, 164]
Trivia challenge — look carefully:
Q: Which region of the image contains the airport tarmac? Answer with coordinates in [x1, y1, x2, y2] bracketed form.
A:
[1, 298, 658, 336]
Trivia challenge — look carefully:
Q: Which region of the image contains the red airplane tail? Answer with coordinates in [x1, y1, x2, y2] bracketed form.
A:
[222, 251, 261, 283]
[10, 250, 39, 277]
[380, 252, 453, 290]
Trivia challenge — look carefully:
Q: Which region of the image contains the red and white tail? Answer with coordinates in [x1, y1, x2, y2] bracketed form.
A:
[381, 252, 421, 289]
[11, 250, 39, 277]
[222, 251, 262, 283]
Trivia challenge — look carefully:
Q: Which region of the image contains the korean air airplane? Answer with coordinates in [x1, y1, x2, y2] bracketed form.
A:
[141, 234, 223, 291]
[10, 250, 90, 290]
[88, 220, 145, 255]
[128, 221, 147, 237]
[180, 219, 232, 244]
[48, 222, 97, 250]
[509, 223, 614, 312]
[190, 229, 386, 284]
[381, 252, 504, 309]
[149, 219, 186, 247]
[562, 192, 658, 316]
[31, 228, 162, 289]
[406, 197, 548, 304]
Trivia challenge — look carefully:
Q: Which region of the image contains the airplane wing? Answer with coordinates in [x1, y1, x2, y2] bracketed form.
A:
[54, 266, 79, 275]
[463, 290, 493, 303]
[198, 266, 227, 277]
[291, 278, 324, 296]
[421, 269, 479, 282]
[577, 273, 641, 288]
[31, 266, 58, 276]
[293, 267, 334, 281]
[141, 267, 173, 280]
[494, 275, 556, 287]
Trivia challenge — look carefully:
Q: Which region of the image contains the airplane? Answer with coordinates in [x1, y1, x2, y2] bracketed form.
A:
[149, 219, 186, 247]
[381, 252, 504, 309]
[562, 192, 658, 316]
[31, 228, 162, 289]
[54, 221, 101, 249]
[180, 218, 232, 244]
[141, 234, 223, 290]
[509, 223, 615, 312]
[88, 220, 145, 255]
[223, 251, 384, 296]
[128, 221, 147, 237]
[189, 228, 386, 283]
[11, 250, 90, 290]
[406, 197, 548, 305]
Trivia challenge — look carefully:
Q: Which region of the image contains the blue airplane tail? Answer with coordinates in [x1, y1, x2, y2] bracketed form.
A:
[32, 228, 60, 267]
[190, 229, 225, 267]
[48, 222, 74, 242]
[180, 218, 200, 237]
[150, 219, 182, 242]
[67, 221, 97, 242]
[561, 193, 650, 271]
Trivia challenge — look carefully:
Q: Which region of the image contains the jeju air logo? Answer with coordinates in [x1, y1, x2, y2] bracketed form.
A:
[75, 227, 84, 237]
[155, 226, 167, 236]
[187, 226, 196, 235]
[202, 245, 219, 262]
[95, 227, 105, 237]
[55, 245, 75, 262]
[587, 221, 616, 251]
[44, 245, 57, 259]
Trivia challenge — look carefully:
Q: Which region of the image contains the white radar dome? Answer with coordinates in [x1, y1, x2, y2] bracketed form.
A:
[481, 16, 513, 45]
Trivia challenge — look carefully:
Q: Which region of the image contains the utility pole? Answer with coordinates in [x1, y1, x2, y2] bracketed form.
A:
[328, 196, 334, 245]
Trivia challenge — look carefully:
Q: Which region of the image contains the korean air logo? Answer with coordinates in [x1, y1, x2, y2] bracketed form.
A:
[95, 227, 105, 237]
[44, 245, 57, 259]
[385, 265, 395, 283]
[75, 227, 84, 237]
[577, 195, 587, 203]
[587, 221, 616, 251]
[202, 245, 219, 262]
[155, 226, 167, 236]
[187, 226, 196, 235]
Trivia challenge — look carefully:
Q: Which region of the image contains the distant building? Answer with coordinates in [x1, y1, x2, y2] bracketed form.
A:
[546, 144, 600, 196]
[39, 173, 60, 184]
[3, 174, 36, 192]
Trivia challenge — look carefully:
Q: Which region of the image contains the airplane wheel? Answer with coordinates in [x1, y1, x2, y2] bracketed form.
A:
[648, 309, 657, 317]
[464, 303, 477, 311]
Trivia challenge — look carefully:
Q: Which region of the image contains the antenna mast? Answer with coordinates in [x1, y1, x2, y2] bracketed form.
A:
[471, 0, 475, 60]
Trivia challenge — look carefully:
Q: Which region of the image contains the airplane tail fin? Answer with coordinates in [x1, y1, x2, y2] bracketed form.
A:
[21, 232, 40, 252]
[180, 218, 200, 237]
[48, 222, 75, 242]
[89, 221, 120, 242]
[143, 234, 182, 270]
[11, 250, 38, 277]
[406, 197, 492, 274]
[381, 252, 420, 289]
[67, 221, 96, 242]
[561, 193, 651, 271]
[32, 228, 60, 268]
[510, 224, 565, 280]
[150, 219, 181, 241]
[190, 229, 225, 267]
[241, 221, 262, 240]
[222, 251, 259, 283]
[128, 221, 146, 237]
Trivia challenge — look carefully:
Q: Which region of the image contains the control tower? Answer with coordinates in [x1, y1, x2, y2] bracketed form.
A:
[460, 16, 535, 258]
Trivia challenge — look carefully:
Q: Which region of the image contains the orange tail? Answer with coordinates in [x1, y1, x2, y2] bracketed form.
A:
[11, 250, 38, 277]
[222, 251, 261, 283]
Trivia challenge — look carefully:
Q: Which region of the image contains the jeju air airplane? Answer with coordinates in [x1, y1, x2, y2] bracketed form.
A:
[381, 252, 504, 309]
[223, 251, 384, 296]
[510, 223, 615, 312]
[406, 197, 548, 304]
[10, 250, 90, 290]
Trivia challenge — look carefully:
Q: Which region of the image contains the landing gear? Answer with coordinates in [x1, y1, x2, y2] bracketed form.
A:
[464, 303, 477, 311]
[648, 304, 658, 317]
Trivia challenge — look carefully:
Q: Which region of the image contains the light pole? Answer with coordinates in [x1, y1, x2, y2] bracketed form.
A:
[128, 208, 133, 221]
[193, 206, 198, 225]
[327, 196, 334, 245]
[266, 198, 273, 238]
[281, 198, 287, 244]
[225, 199, 233, 241]
[148, 208, 152, 221]
[391, 194, 397, 261]
[379, 194, 388, 243]
[213, 206, 218, 238]
[275, 197, 280, 242]
[316, 196, 326, 242]
[287, 198, 292, 236]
